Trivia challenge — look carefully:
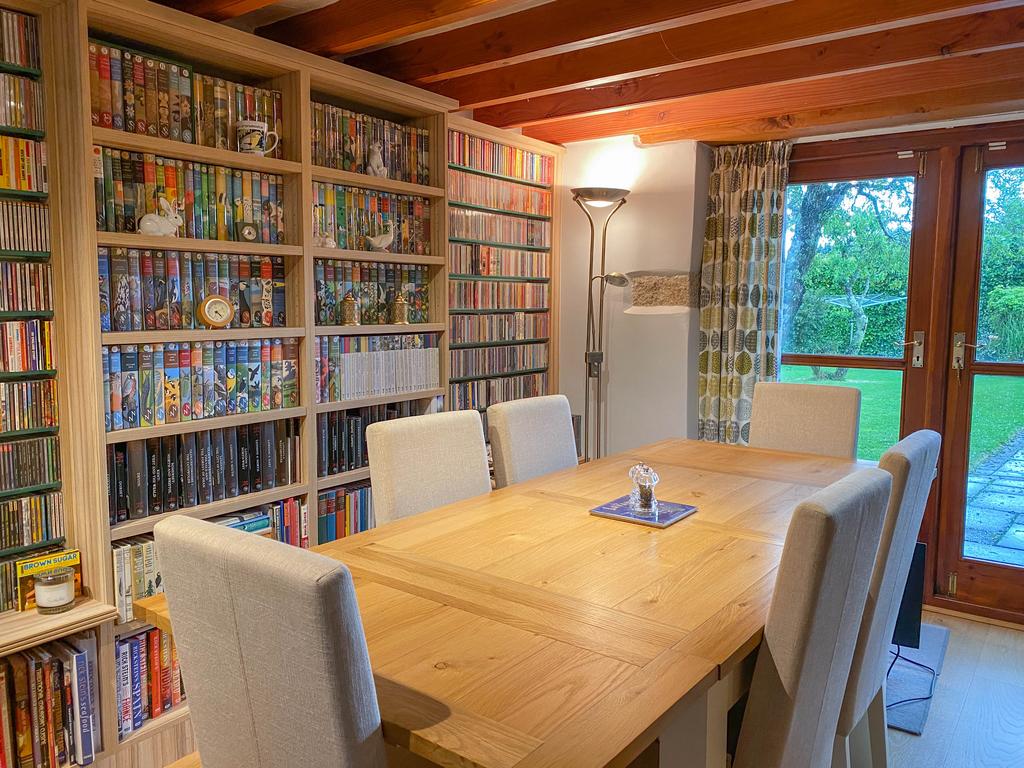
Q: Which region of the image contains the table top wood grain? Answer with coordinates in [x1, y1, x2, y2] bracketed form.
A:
[136, 439, 867, 768]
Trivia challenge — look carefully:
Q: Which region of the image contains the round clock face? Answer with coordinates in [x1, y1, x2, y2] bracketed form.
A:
[199, 295, 235, 328]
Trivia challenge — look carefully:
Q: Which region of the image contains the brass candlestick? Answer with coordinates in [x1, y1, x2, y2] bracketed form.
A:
[341, 292, 360, 326]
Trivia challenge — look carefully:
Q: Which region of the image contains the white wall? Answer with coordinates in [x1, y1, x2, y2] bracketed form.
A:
[559, 136, 711, 454]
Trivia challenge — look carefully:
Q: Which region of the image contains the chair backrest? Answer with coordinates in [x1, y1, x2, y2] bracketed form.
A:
[837, 429, 942, 735]
[748, 381, 861, 458]
[487, 394, 578, 488]
[734, 467, 891, 768]
[154, 517, 387, 768]
[366, 409, 491, 524]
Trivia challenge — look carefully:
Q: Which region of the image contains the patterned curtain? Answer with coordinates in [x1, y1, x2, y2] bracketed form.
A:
[697, 141, 792, 445]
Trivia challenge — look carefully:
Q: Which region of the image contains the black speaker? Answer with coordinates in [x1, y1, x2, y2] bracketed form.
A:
[892, 541, 926, 649]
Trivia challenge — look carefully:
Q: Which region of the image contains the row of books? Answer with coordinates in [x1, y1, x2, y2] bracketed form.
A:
[451, 342, 548, 380]
[312, 183, 431, 255]
[0, 634, 102, 767]
[315, 401, 416, 477]
[449, 371, 548, 410]
[448, 169, 551, 217]
[450, 279, 548, 311]
[313, 333, 440, 403]
[449, 208, 550, 249]
[106, 419, 301, 525]
[115, 628, 184, 742]
[0, 259, 49, 313]
[311, 101, 429, 184]
[89, 41, 284, 159]
[0, 319, 53, 373]
[99, 248, 288, 333]
[0, 433, 58, 491]
[0, 489, 62, 554]
[102, 339, 300, 433]
[314, 259, 429, 327]
[448, 130, 554, 186]
[0, 136, 46, 193]
[111, 496, 309, 622]
[0, 378, 56, 434]
[317, 482, 372, 544]
[0, 199, 49, 252]
[449, 312, 550, 345]
[0, 73, 42, 132]
[93, 148, 286, 244]
[0, 8, 39, 70]
[448, 242, 550, 279]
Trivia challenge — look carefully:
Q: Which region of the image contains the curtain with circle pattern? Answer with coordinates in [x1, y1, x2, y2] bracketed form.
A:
[697, 141, 792, 445]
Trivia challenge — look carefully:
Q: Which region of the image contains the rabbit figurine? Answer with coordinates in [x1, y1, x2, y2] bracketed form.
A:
[138, 197, 184, 237]
[366, 141, 387, 178]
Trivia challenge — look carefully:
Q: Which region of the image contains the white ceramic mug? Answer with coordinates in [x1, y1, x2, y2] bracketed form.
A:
[236, 119, 280, 156]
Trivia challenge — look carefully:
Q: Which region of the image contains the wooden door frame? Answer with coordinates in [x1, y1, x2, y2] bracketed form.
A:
[789, 120, 1024, 624]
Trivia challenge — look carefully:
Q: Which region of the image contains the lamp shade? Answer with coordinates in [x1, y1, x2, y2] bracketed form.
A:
[571, 187, 631, 208]
[624, 270, 699, 315]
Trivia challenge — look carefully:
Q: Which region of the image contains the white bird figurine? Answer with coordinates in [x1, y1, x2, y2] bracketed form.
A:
[366, 141, 388, 178]
[366, 222, 395, 252]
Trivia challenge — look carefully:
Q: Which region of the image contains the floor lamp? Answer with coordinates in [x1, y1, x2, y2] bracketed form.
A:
[572, 186, 630, 461]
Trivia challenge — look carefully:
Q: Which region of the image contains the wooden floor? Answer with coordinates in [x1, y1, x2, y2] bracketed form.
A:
[889, 610, 1024, 768]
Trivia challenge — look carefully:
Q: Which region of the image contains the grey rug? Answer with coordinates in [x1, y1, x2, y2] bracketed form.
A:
[885, 622, 951, 735]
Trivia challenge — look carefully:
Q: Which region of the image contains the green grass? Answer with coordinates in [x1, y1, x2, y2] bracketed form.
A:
[781, 366, 1024, 468]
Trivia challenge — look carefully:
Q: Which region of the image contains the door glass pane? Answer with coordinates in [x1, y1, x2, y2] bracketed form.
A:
[976, 167, 1024, 363]
[964, 375, 1024, 567]
[780, 364, 903, 461]
[782, 177, 915, 358]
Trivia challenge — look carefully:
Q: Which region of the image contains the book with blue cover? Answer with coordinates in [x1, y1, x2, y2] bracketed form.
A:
[590, 495, 697, 529]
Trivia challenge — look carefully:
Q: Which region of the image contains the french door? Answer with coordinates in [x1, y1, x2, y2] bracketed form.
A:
[936, 142, 1024, 617]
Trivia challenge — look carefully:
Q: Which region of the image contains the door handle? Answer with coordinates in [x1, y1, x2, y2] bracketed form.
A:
[894, 331, 925, 367]
[952, 332, 999, 382]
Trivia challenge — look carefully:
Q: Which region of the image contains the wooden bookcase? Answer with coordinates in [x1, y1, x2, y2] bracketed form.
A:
[0, 2, 562, 767]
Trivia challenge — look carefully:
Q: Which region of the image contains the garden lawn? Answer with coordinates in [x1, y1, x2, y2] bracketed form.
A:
[780, 366, 1024, 467]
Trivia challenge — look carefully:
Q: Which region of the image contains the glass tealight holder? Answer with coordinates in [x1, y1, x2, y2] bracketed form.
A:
[34, 567, 75, 615]
[629, 463, 660, 518]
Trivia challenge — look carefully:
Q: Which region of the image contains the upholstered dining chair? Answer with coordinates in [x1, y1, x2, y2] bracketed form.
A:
[487, 394, 578, 488]
[833, 430, 942, 768]
[733, 467, 891, 768]
[748, 381, 862, 459]
[366, 409, 491, 525]
[153, 516, 387, 768]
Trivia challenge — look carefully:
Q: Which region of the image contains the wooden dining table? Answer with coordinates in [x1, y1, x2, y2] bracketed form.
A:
[137, 438, 869, 768]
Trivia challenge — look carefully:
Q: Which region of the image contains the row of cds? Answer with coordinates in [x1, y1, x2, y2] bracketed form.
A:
[450, 342, 548, 380]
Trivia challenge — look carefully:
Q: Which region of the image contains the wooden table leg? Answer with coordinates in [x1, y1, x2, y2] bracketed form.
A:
[658, 678, 730, 768]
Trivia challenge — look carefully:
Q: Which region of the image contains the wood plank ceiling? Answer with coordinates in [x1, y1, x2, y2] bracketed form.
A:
[161, 0, 1024, 144]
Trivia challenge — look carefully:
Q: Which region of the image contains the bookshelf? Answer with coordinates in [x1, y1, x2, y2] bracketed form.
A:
[0, 1, 561, 766]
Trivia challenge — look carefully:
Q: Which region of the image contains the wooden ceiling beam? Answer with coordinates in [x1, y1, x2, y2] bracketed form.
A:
[633, 79, 1024, 145]
[345, 0, 774, 83]
[473, 7, 1024, 128]
[431, 0, 1023, 109]
[256, 0, 528, 56]
[520, 47, 1024, 144]
[162, 0, 281, 21]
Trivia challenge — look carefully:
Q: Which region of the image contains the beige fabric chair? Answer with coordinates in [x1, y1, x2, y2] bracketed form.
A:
[366, 409, 491, 525]
[749, 381, 862, 459]
[734, 467, 891, 768]
[487, 394, 578, 488]
[833, 430, 942, 768]
[153, 516, 386, 768]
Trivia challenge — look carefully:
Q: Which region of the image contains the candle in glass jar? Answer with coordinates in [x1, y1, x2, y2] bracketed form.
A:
[34, 568, 75, 614]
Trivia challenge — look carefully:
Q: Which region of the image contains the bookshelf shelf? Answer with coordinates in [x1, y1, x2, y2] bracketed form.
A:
[92, 127, 304, 175]
[448, 201, 552, 221]
[0, 597, 117, 657]
[449, 274, 550, 283]
[0, 126, 45, 140]
[450, 338, 549, 350]
[449, 367, 549, 384]
[310, 246, 445, 266]
[0, 188, 46, 200]
[104, 406, 306, 445]
[0, 481, 61, 501]
[0, 250, 50, 262]
[109, 482, 309, 540]
[315, 322, 446, 336]
[0, 537, 64, 560]
[449, 237, 551, 252]
[0, 61, 40, 78]
[448, 163, 551, 190]
[316, 466, 370, 490]
[0, 309, 53, 319]
[0, 369, 56, 381]
[95, 232, 304, 256]
[314, 387, 445, 414]
[449, 308, 548, 315]
[0, 426, 59, 441]
[311, 165, 445, 198]
[119, 702, 191, 747]
[102, 326, 306, 344]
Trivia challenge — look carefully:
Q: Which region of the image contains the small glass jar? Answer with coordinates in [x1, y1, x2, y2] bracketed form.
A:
[34, 567, 75, 615]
